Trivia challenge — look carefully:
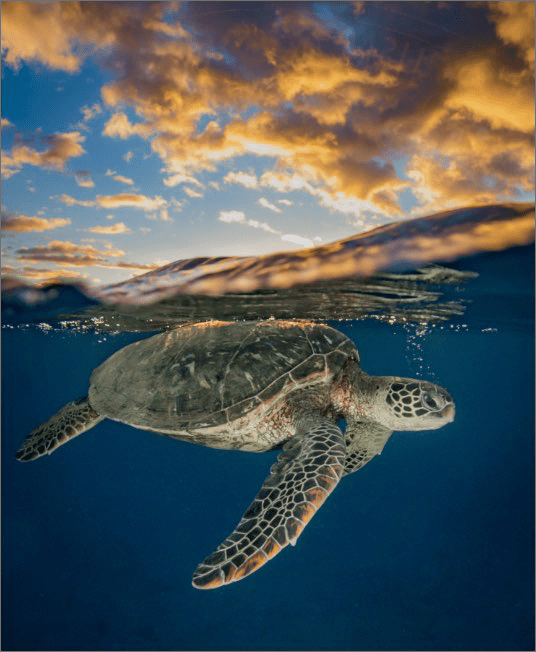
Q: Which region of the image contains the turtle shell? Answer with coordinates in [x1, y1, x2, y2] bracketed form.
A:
[88, 320, 358, 433]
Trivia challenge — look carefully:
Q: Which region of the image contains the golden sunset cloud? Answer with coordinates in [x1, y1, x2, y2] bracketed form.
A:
[86, 222, 131, 235]
[112, 175, 135, 186]
[2, 214, 72, 233]
[16, 266, 86, 284]
[15, 239, 157, 272]
[58, 192, 168, 214]
[488, 1, 535, 71]
[2, 0, 534, 229]
[2, 132, 86, 178]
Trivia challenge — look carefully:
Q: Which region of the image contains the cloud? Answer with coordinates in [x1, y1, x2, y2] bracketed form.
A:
[1, 117, 13, 128]
[102, 112, 154, 139]
[17, 240, 123, 266]
[2, 213, 71, 233]
[1, 1, 84, 71]
[487, 1, 535, 72]
[218, 210, 314, 246]
[81, 102, 102, 123]
[113, 174, 134, 186]
[223, 171, 258, 189]
[75, 172, 95, 188]
[58, 192, 168, 213]
[183, 186, 204, 199]
[259, 170, 317, 194]
[258, 197, 281, 213]
[443, 55, 534, 132]
[1, 265, 92, 287]
[281, 234, 315, 247]
[406, 155, 505, 210]
[2, 131, 86, 178]
[1, 2, 174, 71]
[57, 193, 94, 208]
[123, 150, 134, 163]
[218, 209, 278, 234]
[86, 222, 131, 235]
[18, 267, 87, 283]
[218, 210, 246, 224]
[16, 239, 157, 271]
[75, 102, 103, 131]
[246, 219, 280, 235]
[163, 174, 204, 188]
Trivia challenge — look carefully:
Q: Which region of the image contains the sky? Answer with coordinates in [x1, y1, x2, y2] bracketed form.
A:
[1, 1, 534, 288]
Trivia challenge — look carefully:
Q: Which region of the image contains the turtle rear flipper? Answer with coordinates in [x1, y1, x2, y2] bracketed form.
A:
[192, 419, 346, 589]
[16, 397, 103, 462]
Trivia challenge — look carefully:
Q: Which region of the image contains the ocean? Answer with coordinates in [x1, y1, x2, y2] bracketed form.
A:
[2, 204, 534, 651]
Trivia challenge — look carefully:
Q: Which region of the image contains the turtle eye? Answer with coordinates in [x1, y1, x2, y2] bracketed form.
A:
[422, 392, 441, 410]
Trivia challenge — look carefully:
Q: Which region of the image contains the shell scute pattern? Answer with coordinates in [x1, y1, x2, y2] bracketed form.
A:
[220, 324, 314, 409]
[326, 349, 354, 374]
[289, 355, 326, 381]
[303, 324, 347, 354]
[257, 375, 289, 402]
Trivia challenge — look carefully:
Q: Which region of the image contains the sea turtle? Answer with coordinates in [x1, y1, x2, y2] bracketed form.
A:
[16, 319, 455, 589]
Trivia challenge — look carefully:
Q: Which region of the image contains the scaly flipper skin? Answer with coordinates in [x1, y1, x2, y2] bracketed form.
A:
[15, 397, 103, 462]
[343, 420, 393, 476]
[192, 420, 346, 589]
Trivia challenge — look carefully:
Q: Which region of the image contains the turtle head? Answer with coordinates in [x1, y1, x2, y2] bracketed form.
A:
[375, 377, 455, 431]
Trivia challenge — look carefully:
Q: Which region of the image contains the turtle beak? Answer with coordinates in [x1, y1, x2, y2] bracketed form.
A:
[441, 403, 455, 422]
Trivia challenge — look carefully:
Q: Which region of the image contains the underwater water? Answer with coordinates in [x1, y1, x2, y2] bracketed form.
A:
[2, 241, 535, 648]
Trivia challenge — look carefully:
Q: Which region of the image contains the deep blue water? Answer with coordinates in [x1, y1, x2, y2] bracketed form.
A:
[2, 246, 534, 651]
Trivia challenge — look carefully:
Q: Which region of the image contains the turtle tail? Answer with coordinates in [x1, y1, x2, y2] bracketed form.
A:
[15, 397, 104, 462]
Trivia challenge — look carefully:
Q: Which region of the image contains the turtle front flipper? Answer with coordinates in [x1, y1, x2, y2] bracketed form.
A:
[15, 397, 103, 462]
[192, 419, 346, 589]
[343, 420, 393, 476]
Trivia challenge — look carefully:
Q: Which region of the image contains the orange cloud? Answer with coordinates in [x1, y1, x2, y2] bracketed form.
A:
[81, 102, 102, 123]
[58, 192, 168, 214]
[183, 186, 203, 198]
[75, 172, 95, 188]
[12, 267, 87, 284]
[275, 47, 402, 126]
[16, 239, 157, 271]
[2, 214, 71, 233]
[17, 240, 123, 266]
[406, 155, 500, 210]
[223, 171, 258, 188]
[487, 1, 535, 72]
[443, 55, 534, 132]
[102, 112, 154, 140]
[112, 175, 134, 186]
[1, 1, 84, 71]
[2, 131, 86, 178]
[86, 222, 131, 235]
[163, 173, 205, 188]
[1, 1, 170, 72]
